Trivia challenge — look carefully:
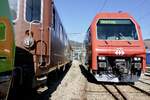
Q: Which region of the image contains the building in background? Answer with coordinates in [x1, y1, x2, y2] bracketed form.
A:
[144, 39, 150, 75]
[70, 40, 83, 61]
[144, 39, 150, 50]
[144, 39, 150, 64]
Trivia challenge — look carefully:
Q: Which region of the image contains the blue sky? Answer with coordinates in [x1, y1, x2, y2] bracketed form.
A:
[54, 0, 150, 42]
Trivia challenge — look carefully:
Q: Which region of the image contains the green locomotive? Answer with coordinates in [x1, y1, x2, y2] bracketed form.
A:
[0, 0, 15, 99]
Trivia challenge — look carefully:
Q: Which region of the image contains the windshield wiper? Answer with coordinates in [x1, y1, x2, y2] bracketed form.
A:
[119, 32, 125, 40]
[119, 33, 132, 45]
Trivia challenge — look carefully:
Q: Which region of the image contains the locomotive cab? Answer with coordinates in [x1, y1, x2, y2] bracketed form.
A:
[86, 13, 146, 82]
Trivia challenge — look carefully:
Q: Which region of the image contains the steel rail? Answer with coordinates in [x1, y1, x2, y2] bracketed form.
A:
[101, 84, 119, 100]
[113, 84, 127, 100]
[129, 84, 150, 96]
[138, 80, 150, 86]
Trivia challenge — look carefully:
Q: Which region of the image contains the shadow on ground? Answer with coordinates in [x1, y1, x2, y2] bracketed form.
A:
[32, 63, 72, 100]
[8, 63, 72, 100]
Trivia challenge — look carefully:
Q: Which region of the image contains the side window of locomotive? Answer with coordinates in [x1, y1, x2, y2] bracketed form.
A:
[26, 0, 41, 22]
[8, 0, 19, 21]
[97, 19, 138, 40]
[85, 33, 89, 48]
[88, 31, 91, 44]
[55, 13, 60, 38]
[59, 25, 63, 41]
[0, 23, 6, 40]
[64, 35, 67, 47]
[52, 8, 56, 30]
[87, 29, 91, 46]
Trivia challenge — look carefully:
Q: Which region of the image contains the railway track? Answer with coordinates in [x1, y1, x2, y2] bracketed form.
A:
[101, 84, 127, 100]
[138, 80, 150, 86]
[85, 81, 150, 100]
[128, 83, 150, 96]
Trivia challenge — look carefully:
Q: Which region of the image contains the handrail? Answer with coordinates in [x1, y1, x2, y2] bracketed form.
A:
[29, 20, 44, 66]
[29, 20, 41, 36]
[46, 27, 52, 66]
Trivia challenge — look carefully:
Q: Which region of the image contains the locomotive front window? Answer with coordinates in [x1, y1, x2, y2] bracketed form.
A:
[97, 19, 138, 40]
[0, 23, 6, 40]
[8, 0, 19, 21]
[26, 0, 41, 22]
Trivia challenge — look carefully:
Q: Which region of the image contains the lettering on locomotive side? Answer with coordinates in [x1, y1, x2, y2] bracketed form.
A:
[100, 20, 116, 24]
[99, 19, 132, 24]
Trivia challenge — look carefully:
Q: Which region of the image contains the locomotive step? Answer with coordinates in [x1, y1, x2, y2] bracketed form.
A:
[36, 76, 47, 81]
[37, 86, 48, 93]
[94, 74, 119, 82]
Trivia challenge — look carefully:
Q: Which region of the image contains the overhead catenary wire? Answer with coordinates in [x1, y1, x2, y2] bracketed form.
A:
[99, 0, 108, 13]
[124, 0, 148, 21]
[134, 0, 150, 21]
[131, 0, 150, 38]
[138, 11, 150, 21]
[133, 0, 146, 10]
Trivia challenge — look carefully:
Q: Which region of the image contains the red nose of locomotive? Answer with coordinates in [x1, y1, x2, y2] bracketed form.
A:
[96, 40, 145, 56]
[93, 40, 146, 82]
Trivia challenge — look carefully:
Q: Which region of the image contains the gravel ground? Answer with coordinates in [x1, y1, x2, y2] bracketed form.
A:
[85, 83, 114, 100]
[50, 60, 150, 100]
[117, 85, 150, 100]
[51, 60, 87, 100]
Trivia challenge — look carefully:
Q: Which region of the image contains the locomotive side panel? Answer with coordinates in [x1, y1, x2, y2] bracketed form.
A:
[50, 5, 71, 70]
[0, 1, 15, 99]
[0, 17, 15, 72]
[84, 29, 92, 70]
[0, 12, 15, 100]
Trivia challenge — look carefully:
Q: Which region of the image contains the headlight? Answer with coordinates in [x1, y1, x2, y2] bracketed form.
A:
[134, 57, 141, 61]
[98, 56, 106, 60]
[134, 57, 138, 61]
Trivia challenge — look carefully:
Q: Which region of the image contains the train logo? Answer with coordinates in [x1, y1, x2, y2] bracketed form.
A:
[115, 48, 125, 56]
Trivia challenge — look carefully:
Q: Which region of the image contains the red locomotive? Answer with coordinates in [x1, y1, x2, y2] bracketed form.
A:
[8, 0, 71, 92]
[84, 12, 146, 82]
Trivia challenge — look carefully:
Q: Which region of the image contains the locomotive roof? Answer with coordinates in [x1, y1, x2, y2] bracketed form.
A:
[88, 12, 138, 31]
[94, 12, 133, 19]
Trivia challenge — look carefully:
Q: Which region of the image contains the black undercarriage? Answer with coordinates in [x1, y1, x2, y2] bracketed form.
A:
[95, 57, 142, 82]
